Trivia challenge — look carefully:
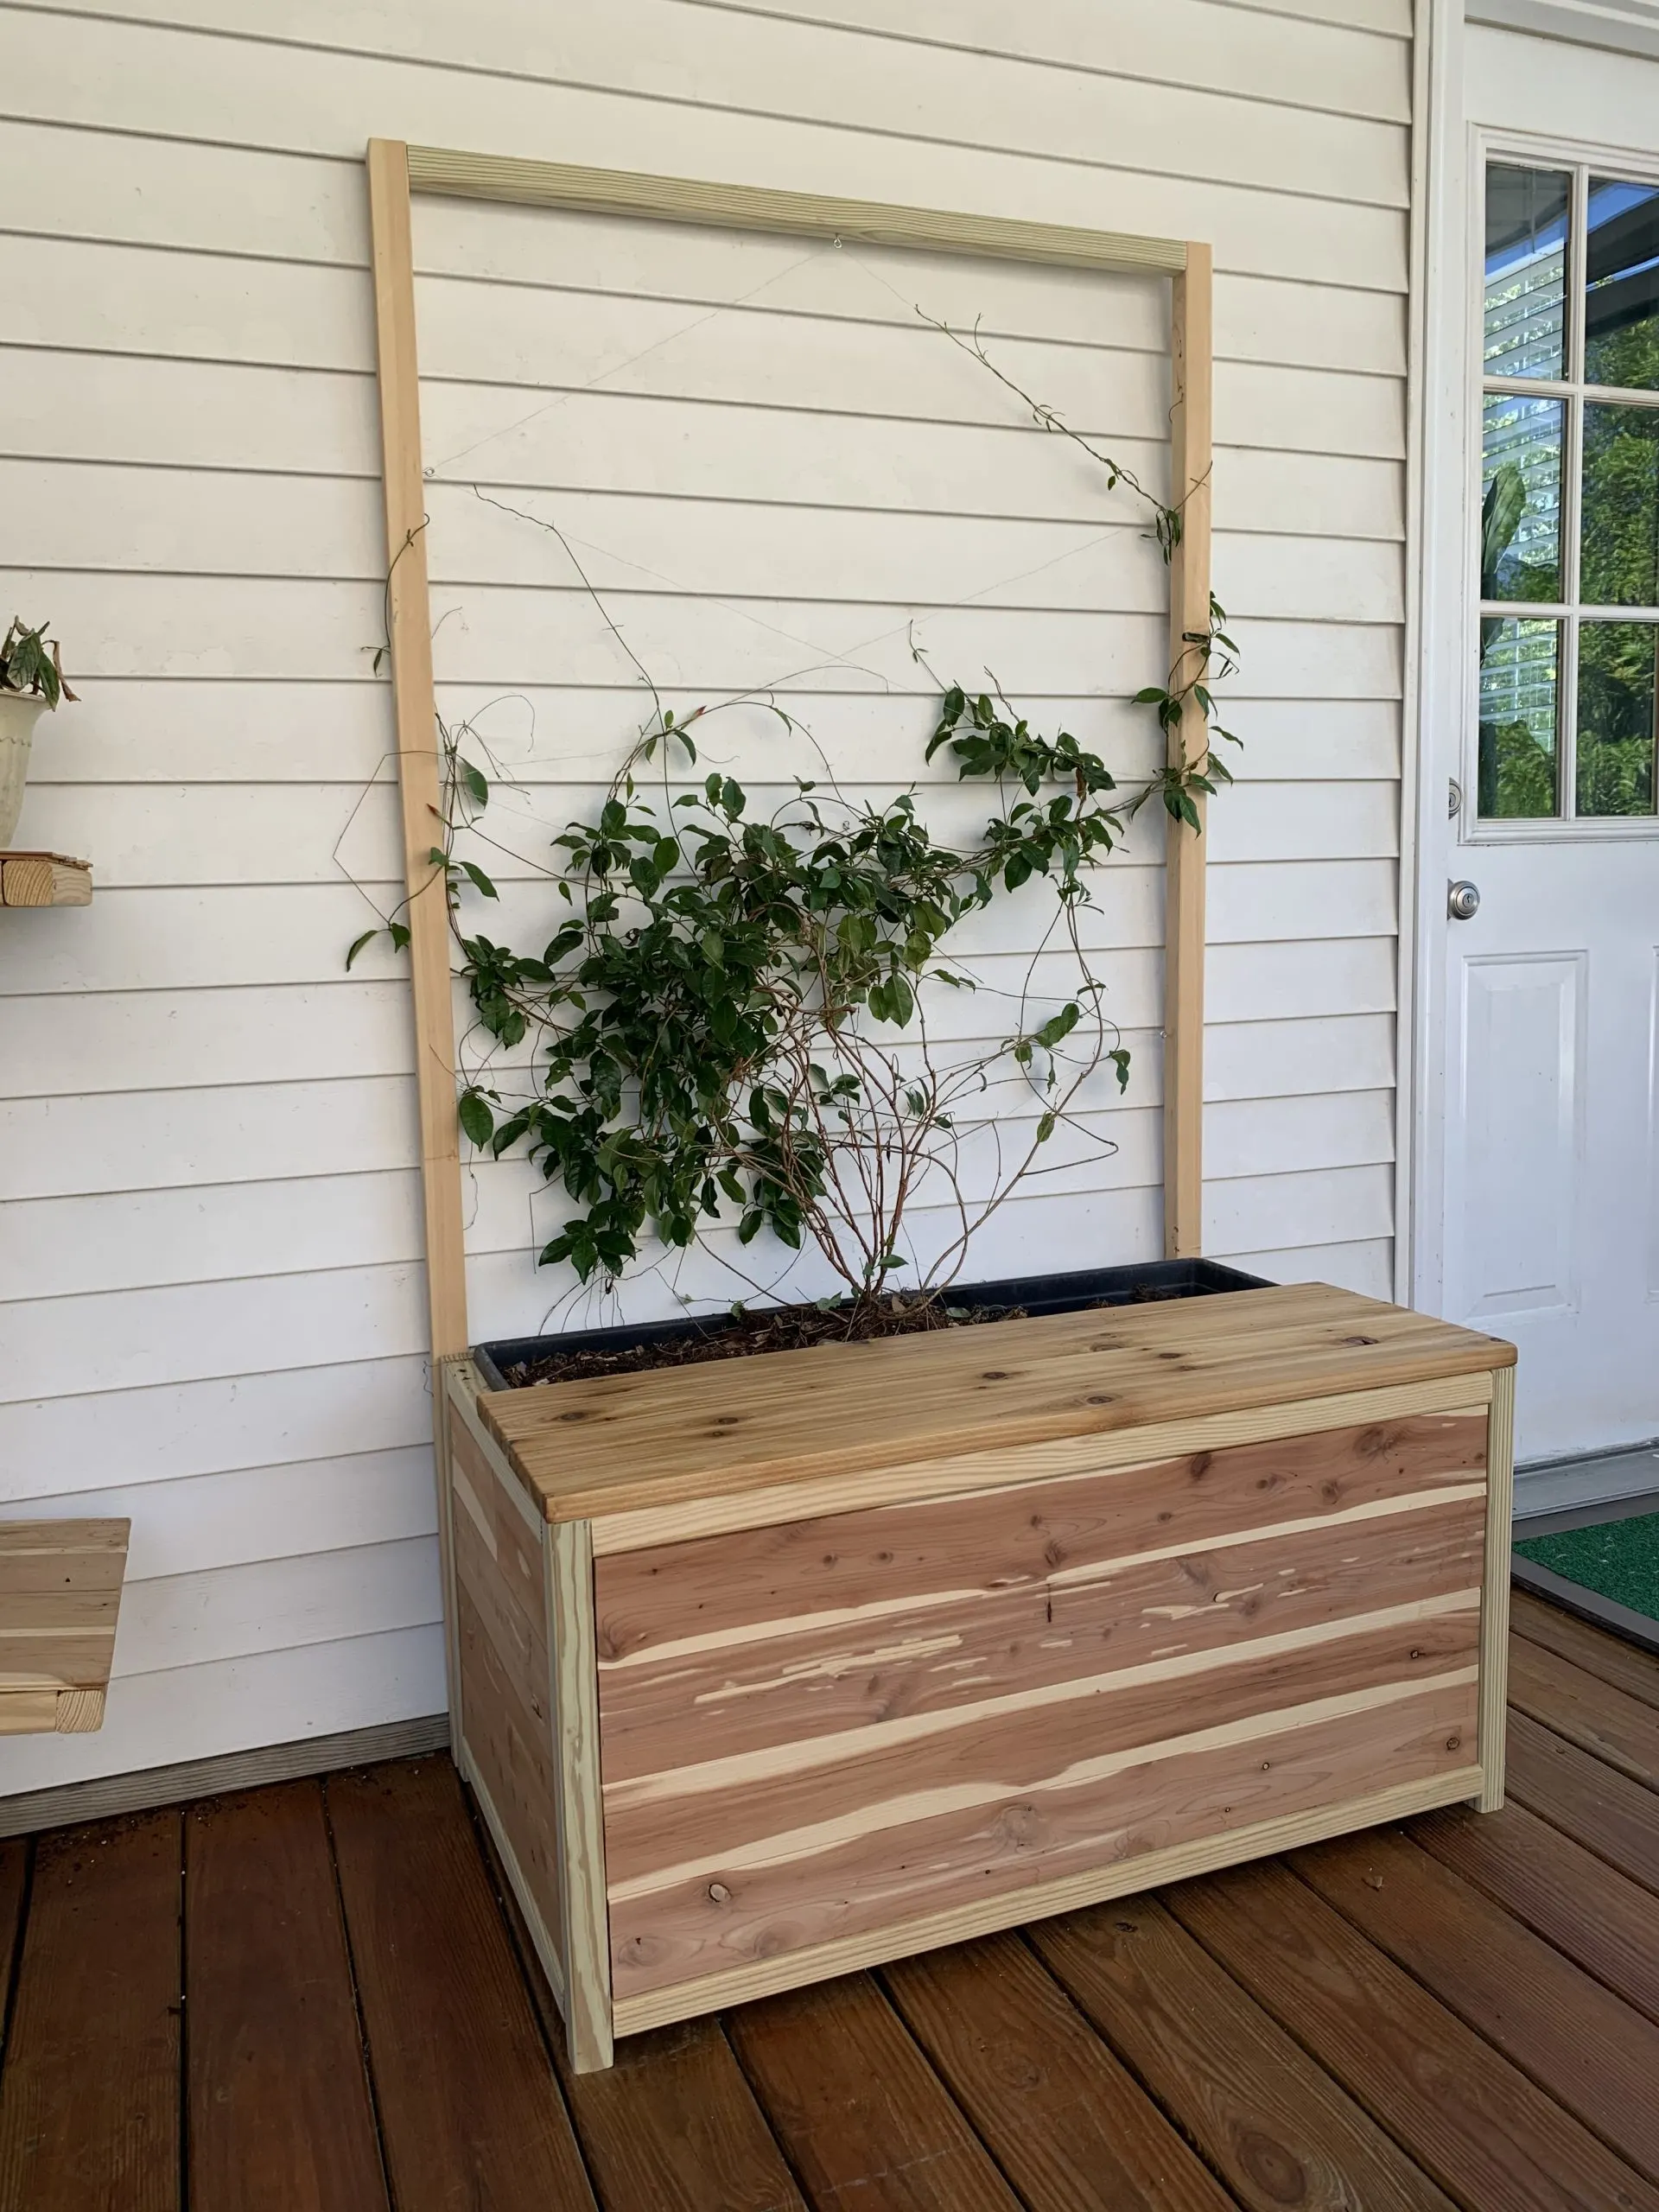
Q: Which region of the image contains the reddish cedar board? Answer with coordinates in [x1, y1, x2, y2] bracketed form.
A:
[481, 1283, 1512, 1522]
[603, 1609, 1479, 1887]
[601, 1502, 1481, 1785]
[609, 1675, 1478, 1999]
[595, 1411, 1487, 1659]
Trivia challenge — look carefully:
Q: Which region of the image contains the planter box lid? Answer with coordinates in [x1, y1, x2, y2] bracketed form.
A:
[476, 1282, 1515, 1528]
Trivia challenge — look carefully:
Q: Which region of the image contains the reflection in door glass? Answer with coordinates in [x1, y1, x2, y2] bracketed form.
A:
[1478, 618, 1560, 817]
[1577, 620, 1657, 815]
[1485, 165, 1569, 378]
[1586, 178, 1659, 391]
[1581, 403, 1659, 607]
[1481, 394, 1562, 601]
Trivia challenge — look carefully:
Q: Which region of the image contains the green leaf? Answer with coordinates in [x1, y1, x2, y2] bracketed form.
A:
[458, 1090, 494, 1147]
[1036, 1111, 1056, 1143]
[345, 929, 378, 971]
[459, 860, 498, 899]
[388, 923, 411, 953]
[1034, 1002, 1080, 1050]
[459, 760, 489, 808]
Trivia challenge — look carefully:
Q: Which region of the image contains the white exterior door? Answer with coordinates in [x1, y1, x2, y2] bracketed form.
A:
[1434, 23, 1659, 1465]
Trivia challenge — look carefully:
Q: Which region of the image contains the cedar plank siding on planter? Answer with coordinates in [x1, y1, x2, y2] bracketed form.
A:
[444, 1283, 1514, 2069]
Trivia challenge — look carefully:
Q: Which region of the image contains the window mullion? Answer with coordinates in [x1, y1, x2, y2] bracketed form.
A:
[1561, 165, 1590, 817]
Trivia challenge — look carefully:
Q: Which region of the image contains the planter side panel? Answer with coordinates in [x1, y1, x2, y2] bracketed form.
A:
[446, 1389, 567, 1985]
[598, 1408, 1488, 2005]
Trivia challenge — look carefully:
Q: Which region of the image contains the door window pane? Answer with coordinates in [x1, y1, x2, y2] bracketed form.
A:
[1482, 394, 1563, 601]
[1581, 402, 1659, 607]
[1577, 620, 1657, 816]
[1485, 165, 1570, 379]
[1478, 618, 1561, 817]
[1586, 177, 1659, 391]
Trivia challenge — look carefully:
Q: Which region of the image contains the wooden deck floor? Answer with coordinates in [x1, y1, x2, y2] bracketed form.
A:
[3, 1588, 1657, 2210]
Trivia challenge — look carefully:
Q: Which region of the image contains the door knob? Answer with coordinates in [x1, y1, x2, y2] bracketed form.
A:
[1448, 880, 1480, 920]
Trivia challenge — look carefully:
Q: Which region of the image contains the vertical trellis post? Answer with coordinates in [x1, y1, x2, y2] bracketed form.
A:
[1164, 243, 1213, 1260]
[366, 140, 470, 1718]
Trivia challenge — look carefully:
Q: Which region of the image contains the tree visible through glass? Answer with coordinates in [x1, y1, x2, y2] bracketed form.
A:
[1479, 162, 1659, 821]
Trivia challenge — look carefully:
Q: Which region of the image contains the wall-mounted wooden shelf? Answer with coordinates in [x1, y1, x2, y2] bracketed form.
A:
[0, 850, 92, 906]
[0, 1520, 130, 1734]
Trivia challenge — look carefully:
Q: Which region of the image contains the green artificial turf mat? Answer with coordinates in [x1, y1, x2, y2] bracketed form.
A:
[1515, 1509, 1659, 1624]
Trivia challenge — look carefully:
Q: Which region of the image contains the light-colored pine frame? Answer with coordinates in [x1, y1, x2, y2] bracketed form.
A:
[364, 133, 1215, 1437]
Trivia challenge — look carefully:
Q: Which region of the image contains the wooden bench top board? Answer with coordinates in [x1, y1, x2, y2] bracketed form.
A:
[0, 1518, 130, 1734]
[478, 1283, 1516, 1526]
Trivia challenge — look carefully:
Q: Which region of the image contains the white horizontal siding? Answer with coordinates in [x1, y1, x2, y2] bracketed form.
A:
[0, 1629, 446, 1796]
[0, 0, 1409, 1796]
[0, 1446, 437, 1582]
[0, 1357, 433, 1505]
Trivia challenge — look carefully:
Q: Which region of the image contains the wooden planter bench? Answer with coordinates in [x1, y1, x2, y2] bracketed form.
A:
[1, 1520, 129, 1734]
[440, 1281, 1516, 2072]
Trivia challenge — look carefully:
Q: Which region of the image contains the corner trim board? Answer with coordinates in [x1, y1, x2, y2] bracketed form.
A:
[1477, 1361, 1516, 1810]
[457, 1735, 568, 2010]
[546, 1519, 614, 2072]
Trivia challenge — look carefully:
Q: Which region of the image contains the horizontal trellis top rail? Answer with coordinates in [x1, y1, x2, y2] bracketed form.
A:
[404, 145, 1189, 275]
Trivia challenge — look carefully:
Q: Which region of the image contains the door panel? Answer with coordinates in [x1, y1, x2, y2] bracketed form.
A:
[1456, 953, 1583, 1319]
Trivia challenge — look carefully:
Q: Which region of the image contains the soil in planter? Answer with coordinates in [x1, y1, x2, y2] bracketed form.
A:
[497, 1281, 1192, 1389]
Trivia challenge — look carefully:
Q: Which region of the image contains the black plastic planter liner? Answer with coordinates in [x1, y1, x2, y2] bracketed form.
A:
[474, 1256, 1272, 1390]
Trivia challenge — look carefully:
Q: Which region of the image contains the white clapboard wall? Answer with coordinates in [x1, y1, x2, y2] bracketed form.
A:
[0, 0, 1410, 1791]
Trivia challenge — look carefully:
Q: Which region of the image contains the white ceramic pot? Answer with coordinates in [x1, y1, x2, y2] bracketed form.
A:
[0, 692, 47, 848]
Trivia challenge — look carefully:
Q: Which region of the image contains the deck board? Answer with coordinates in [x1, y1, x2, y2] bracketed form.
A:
[1510, 1588, 1659, 1711]
[1170, 1857, 1659, 2212]
[1505, 1707, 1659, 1893]
[325, 1758, 597, 2212]
[1290, 1823, 1659, 2180]
[1412, 1798, 1659, 2025]
[727, 1973, 1023, 2211]
[881, 1930, 1236, 2212]
[1508, 1634, 1659, 1789]
[1030, 1893, 1456, 2212]
[0, 1811, 181, 2212]
[185, 1783, 388, 2212]
[0, 1601, 1656, 2212]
